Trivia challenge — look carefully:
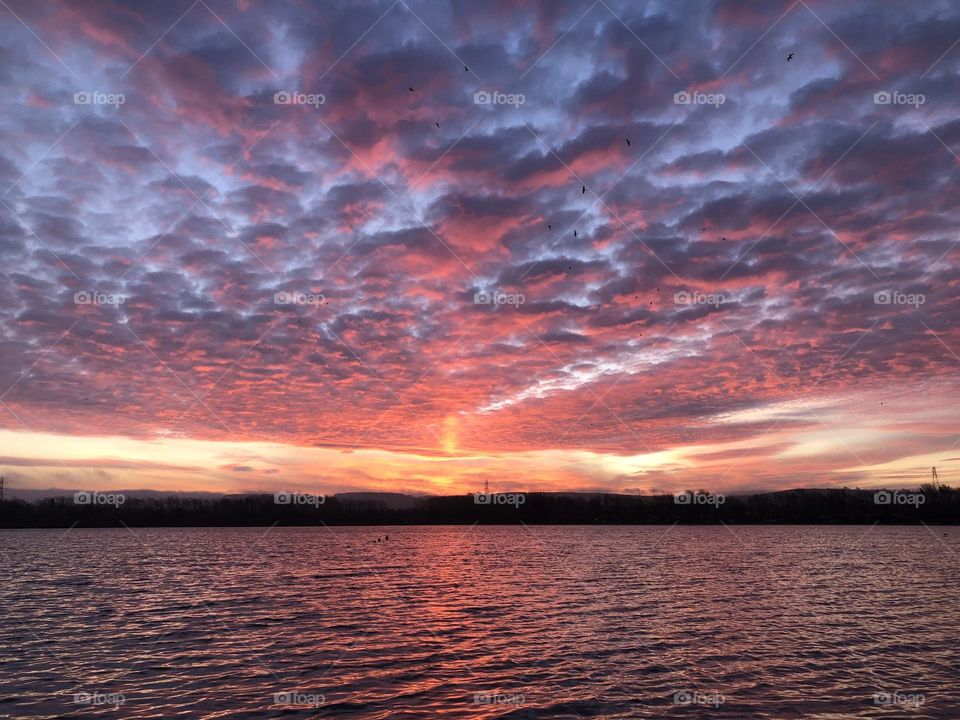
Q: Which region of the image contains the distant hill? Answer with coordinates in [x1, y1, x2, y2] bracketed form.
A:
[3, 488, 228, 501]
[334, 492, 422, 509]
[3, 489, 423, 507]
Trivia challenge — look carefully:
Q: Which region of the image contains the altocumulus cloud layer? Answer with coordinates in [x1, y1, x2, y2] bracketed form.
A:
[1, 0, 960, 494]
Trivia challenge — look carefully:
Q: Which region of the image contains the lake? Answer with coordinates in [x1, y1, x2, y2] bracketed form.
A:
[1, 525, 957, 718]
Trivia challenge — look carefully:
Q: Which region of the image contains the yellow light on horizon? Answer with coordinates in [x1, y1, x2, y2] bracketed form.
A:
[441, 415, 459, 454]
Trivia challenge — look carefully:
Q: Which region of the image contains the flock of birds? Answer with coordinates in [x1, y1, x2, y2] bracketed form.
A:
[409, 51, 796, 242]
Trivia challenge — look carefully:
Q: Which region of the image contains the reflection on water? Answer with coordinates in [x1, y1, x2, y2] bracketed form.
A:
[1, 526, 958, 718]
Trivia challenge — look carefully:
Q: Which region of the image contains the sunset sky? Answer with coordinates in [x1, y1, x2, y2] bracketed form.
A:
[1, 0, 959, 496]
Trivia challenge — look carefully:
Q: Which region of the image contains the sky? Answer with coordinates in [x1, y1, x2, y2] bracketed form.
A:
[1, 0, 959, 497]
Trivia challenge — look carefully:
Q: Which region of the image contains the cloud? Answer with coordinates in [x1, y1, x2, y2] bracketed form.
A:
[1, 0, 959, 493]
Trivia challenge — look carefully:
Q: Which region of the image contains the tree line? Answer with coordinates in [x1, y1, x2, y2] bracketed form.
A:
[0, 485, 957, 527]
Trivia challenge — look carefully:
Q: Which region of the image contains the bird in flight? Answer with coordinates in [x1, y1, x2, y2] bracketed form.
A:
[464, 65, 469, 72]
[435, 122, 440, 128]
[787, 52, 794, 61]
[547, 224, 552, 229]
[574, 230, 578, 238]
[582, 185, 586, 194]
[625, 138, 631, 147]
[408, 87, 415, 92]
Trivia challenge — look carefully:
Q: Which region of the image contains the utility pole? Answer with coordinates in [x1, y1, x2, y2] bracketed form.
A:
[932, 467, 939, 488]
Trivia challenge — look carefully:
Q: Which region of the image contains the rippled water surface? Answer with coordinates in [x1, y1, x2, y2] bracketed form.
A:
[1, 525, 958, 718]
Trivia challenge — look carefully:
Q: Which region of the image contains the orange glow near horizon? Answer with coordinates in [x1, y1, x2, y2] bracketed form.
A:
[3, 376, 958, 498]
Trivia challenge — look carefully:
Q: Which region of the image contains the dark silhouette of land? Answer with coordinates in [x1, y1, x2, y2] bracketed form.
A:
[0, 485, 957, 527]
